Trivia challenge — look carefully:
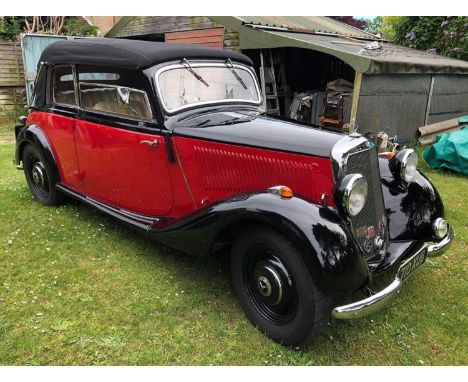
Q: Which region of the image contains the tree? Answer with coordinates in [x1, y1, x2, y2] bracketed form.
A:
[393, 16, 468, 61]
[0, 17, 23, 39]
[24, 16, 66, 35]
[366, 16, 403, 41]
[0, 16, 98, 39]
[329, 16, 368, 30]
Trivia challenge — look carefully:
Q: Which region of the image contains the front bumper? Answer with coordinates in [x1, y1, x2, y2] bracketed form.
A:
[332, 225, 454, 320]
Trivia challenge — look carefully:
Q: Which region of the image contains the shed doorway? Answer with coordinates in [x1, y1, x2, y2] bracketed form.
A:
[243, 47, 356, 132]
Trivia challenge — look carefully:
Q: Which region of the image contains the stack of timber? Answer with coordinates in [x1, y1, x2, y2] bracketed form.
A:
[418, 116, 468, 145]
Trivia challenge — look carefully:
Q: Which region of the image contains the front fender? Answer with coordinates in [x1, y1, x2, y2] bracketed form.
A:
[379, 157, 444, 241]
[151, 193, 369, 295]
[15, 124, 59, 178]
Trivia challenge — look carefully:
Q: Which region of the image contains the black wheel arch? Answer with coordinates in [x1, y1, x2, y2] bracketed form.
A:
[16, 124, 60, 181]
[151, 192, 370, 295]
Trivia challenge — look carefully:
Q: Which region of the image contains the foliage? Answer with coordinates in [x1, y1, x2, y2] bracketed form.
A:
[369, 16, 468, 60]
[63, 18, 98, 37]
[366, 16, 384, 36]
[366, 16, 403, 41]
[0, 136, 467, 365]
[395, 17, 468, 60]
[0, 16, 99, 39]
[329, 16, 368, 30]
[0, 17, 24, 39]
[23, 17, 66, 35]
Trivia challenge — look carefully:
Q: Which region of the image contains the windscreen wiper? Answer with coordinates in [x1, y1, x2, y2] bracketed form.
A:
[225, 59, 247, 90]
[181, 58, 209, 87]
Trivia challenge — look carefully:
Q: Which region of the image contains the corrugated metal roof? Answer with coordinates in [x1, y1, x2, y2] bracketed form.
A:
[211, 17, 468, 74]
[237, 16, 378, 39]
[262, 30, 468, 74]
[105, 16, 468, 75]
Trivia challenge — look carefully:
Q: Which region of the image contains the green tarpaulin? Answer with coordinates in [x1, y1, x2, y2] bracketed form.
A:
[423, 127, 468, 175]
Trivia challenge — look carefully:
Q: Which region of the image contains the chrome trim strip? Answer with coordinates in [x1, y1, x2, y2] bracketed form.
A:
[55, 183, 162, 231]
[330, 134, 370, 181]
[427, 225, 454, 257]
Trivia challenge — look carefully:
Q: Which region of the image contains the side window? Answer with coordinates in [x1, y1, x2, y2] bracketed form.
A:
[51, 65, 77, 106]
[77, 66, 153, 120]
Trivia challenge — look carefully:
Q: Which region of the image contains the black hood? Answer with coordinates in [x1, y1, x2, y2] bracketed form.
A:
[173, 111, 344, 158]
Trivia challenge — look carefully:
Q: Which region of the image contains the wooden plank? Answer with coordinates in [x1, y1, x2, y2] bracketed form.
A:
[0, 83, 24, 87]
[120, 16, 216, 36]
[424, 75, 435, 126]
[0, 40, 25, 113]
[165, 28, 224, 48]
[349, 71, 362, 131]
[166, 35, 225, 45]
[166, 28, 224, 39]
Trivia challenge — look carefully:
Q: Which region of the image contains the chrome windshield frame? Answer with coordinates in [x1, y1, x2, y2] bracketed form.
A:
[154, 61, 263, 114]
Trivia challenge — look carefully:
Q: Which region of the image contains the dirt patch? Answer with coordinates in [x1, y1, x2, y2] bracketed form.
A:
[0, 139, 14, 145]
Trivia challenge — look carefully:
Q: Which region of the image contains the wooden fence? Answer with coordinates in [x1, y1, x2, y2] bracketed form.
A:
[0, 40, 26, 116]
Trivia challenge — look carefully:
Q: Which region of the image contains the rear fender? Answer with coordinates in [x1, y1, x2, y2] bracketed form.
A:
[15, 124, 59, 178]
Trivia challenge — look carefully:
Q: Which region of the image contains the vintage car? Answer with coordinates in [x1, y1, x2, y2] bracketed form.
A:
[14, 38, 454, 346]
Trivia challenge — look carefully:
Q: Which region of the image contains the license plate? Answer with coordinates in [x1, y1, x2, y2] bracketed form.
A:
[397, 247, 426, 281]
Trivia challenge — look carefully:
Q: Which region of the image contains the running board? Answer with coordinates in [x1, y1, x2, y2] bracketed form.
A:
[55, 184, 161, 232]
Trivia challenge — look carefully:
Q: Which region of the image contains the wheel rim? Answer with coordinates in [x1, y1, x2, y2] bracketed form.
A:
[243, 244, 298, 325]
[28, 155, 50, 200]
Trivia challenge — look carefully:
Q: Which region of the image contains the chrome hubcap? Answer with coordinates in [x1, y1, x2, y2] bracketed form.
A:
[254, 260, 289, 307]
[245, 248, 298, 325]
[32, 162, 46, 188]
[257, 276, 272, 297]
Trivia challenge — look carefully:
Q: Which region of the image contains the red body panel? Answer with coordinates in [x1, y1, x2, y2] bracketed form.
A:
[28, 111, 81, 189]
[173, 137, 336, 209]
[73, 120, 174, 215]
[28, 111, 336, 218]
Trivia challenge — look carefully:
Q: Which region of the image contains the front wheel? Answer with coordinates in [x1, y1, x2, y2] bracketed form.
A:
[231, 226, 332, 346]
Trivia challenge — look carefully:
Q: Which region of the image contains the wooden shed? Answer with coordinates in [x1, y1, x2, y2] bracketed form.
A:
[106, 16, 468, 143]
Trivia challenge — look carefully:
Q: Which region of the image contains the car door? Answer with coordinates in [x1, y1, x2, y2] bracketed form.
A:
[72, 66, 174, 216]
[42, 65, 82, 189]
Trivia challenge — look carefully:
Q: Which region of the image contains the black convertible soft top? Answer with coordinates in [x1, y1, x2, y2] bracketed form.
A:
[40, 38, 253, 69]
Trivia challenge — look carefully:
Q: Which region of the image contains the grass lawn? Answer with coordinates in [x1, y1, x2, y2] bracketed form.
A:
[0, 123, 467, 365]
[0, 118, 16, 144]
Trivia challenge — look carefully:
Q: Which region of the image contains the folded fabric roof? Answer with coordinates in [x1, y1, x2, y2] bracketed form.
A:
[40, 38, 253, 69]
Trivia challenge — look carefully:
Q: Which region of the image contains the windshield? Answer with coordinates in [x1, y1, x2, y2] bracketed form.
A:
[156, 62, 261, 113]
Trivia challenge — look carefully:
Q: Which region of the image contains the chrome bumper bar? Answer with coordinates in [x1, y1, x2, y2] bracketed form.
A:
[427, 225, 454, 257]
[332, 225, 454, 320]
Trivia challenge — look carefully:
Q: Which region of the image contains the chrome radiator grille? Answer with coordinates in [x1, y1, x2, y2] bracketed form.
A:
[345, 146, 387, 259]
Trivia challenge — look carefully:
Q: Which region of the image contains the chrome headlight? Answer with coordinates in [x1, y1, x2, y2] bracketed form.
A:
[389, 149, 418, 183]
[433, 218, 448, 239]
[339, 174, 368, 217]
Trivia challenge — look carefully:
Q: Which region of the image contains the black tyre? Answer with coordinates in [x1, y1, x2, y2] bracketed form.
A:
[231, 226, 332, 346]
[22, 144, 63, 206]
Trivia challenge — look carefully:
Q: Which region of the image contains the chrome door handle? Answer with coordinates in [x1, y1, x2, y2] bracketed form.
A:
[140, 138, 158, 148]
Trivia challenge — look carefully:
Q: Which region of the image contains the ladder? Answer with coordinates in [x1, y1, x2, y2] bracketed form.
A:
[259, 49, 280, 115]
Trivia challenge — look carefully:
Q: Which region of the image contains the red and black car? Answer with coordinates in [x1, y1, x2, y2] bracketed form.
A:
[14, 38, 454, 346]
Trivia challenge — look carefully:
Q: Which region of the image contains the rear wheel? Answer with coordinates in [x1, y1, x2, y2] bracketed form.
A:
[22, 144, 63, 206]
[231, 226, 332, 346]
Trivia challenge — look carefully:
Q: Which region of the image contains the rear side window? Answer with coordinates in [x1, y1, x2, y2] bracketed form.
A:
[51, 65, 77, 106]
[77, 65, 153, 120]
